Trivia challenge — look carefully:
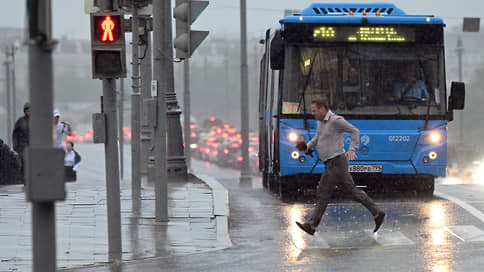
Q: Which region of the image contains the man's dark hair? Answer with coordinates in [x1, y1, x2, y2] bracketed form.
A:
[67, 141, 74, 148]
[311, 97, 329, 110]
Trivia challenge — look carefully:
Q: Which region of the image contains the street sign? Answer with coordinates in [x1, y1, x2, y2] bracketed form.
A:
[463, 17, 480, 32]
[90, 12, 127, 79]
[173, 0, 209, 59]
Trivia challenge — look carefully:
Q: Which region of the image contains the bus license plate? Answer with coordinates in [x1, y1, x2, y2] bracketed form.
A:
[348, 165, 382, 173]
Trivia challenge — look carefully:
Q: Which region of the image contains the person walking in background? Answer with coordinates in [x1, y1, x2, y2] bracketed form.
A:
[12, 102, 31, 174]
[53, 109, 72, 148]
[64, 141, 81, 181]
[295, 98, 385, 236]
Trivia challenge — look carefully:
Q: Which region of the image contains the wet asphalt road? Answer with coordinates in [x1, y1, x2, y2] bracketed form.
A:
[73, 158, 484, 272]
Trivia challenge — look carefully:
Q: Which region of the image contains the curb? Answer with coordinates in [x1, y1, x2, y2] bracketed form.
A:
[192, 173, 232, 247]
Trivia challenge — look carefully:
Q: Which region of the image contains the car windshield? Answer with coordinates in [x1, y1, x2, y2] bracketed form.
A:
[282, 44, 446, 116]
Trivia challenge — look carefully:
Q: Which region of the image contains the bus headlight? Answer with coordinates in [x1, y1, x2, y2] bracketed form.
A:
[291, 151, 300, 160]
[424, 132, 442, 144]
[429, 151, 438, 160]
[288, 132, 299, 143]
[287, 132, 305, 143]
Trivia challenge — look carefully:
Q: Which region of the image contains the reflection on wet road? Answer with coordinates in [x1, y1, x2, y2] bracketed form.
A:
[182, 160, 484, 271]
[72, 158, 484, 271]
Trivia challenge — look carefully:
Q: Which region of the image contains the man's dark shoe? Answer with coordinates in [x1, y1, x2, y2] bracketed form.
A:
[373, 211, 386, 232]
[296, 221, 315, 236]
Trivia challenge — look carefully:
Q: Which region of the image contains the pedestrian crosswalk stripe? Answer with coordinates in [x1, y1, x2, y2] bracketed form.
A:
[304, 229, 415, 249]
[367, 229, 415, 246]
[298, 224, 484, 252]
[305, 233, 330, 249]
[435, 191, 484, 225]
[444, 225, 484, 243]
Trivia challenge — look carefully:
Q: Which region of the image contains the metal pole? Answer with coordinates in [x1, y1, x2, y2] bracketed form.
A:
[131, 5, 141, 195]
[11, 45, 17, 121]
[102, 79, 122, 261]
[152, 0, 169, 221]
[29, 1, 56, 270]
[140, 18, 152, 176]
[224, 48, 230, 122]
[240, 0, 250, 182]
[456, 37, 464, 144]
[119, 78, 124, 180]
[99, 0, 122, 261]
[183, 60, 191, 171]
[4, 49, 12, 147]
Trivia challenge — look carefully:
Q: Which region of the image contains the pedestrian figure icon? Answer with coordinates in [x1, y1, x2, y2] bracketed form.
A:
[101, 16, 115, 42]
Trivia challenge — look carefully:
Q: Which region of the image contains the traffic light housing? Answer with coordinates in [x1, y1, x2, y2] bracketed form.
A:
[173, 0, 209, 59]
[90, 12, 127, 79]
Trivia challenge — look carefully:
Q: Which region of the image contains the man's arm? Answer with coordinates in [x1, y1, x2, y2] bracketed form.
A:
[335, 118, 359, 160]
[62, 122, 73, 136]
[334, 118, 359, 151]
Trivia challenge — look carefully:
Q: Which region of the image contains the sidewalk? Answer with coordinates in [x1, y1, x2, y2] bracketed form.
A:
[0, 154, 230, 271]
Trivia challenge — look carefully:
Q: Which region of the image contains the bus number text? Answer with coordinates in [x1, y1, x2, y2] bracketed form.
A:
[388, 135, 410, 142]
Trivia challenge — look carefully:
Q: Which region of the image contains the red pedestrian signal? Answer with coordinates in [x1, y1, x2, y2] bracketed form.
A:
[101, 16, 115, 42]
[90, 12, 126, 79]
[92, 14, 121, 43]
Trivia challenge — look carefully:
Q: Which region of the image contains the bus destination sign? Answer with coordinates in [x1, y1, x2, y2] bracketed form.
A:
[312, 26, 415, 42]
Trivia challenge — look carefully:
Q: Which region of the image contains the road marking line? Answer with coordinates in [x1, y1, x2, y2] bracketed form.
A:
[367, 229, 415, 246]
[443, 226, 465, 242]
[435, 191, 484, 225]
[444, 225, 484, 243]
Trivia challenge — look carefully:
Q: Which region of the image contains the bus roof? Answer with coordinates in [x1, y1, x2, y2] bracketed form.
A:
[280, 3, 445, 25]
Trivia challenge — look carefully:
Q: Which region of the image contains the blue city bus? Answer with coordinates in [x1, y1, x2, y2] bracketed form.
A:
[258, 3, 466, 198]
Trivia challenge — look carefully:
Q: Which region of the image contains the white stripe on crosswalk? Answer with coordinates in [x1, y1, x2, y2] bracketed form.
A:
[435, 191, 484, 225]
[301, 224, 484, 251]
[444, 225, 484, 242]
[367, 229, 415, 246]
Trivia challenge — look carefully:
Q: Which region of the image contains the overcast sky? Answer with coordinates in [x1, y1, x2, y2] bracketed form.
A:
[0, 0, 482, 39]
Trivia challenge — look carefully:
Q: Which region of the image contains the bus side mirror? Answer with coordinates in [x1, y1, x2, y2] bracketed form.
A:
[270, 30, 284, 70]
[448, 81, 465, 110]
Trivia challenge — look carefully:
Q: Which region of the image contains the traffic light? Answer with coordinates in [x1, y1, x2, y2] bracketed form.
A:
[173, 0, 209, 59]
[90, 12, 127, 79]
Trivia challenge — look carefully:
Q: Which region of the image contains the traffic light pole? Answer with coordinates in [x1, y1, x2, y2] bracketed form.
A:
[240, 0, 251, 183]
[119, 78, 124, 180]
[173, 0, 209, 177]
[102, 78, 122, 261]
[152, 0, 169, 221]
[99, 0, 122, 261]
[183, 59, 191, 171]
[131, 5, 142, 197]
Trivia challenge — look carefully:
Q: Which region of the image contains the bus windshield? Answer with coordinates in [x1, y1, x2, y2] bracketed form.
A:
[282, 44, 446, 117]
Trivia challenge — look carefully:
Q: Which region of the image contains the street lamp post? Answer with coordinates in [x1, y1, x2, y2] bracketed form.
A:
[240, 0, 251, 184]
